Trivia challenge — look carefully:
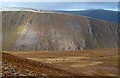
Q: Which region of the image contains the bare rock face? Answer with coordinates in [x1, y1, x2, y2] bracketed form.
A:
[2, 11, 118, 51]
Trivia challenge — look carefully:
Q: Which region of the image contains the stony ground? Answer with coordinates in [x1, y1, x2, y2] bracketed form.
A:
[2, 61, 41, 77]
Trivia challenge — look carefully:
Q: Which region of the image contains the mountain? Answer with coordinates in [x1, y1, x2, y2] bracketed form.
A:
[2, 8, 118, 51]
[59, 9, 118, 23]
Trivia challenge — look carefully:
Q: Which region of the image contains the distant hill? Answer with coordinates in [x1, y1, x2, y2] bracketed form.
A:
[59, 9, 118, 23]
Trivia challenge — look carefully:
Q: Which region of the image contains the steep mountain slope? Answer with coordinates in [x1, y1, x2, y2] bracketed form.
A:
[2, 11, 118, 51]
[59, 9, 118, 23]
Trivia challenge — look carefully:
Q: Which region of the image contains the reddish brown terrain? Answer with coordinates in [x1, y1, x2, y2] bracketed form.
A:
[2, 48, 118, 77]
[2, 53, 72, 77]
[0, 49, 1, 75]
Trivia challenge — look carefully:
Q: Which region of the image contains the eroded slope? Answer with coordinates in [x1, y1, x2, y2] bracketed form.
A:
[2, 11, 118, 51]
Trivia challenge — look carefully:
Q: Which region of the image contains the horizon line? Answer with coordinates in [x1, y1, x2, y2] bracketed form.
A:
[0, 6, 118, 11]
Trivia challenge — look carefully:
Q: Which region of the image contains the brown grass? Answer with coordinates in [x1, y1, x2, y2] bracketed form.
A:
[3, 48, 118, 76]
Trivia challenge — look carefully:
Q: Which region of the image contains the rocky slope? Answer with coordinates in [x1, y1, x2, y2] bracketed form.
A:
[2, 11, 118, 51]
[2, 53, 72, 77]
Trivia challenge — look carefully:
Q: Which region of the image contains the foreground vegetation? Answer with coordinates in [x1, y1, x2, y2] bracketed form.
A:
[2, 48, 118, 77]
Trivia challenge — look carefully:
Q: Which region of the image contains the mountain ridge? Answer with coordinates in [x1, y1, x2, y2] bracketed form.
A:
[59, 9, 118, 23]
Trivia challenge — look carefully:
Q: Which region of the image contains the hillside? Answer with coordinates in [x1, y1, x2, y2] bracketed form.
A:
[2, 52, 72, 77]
[2, 48, 118, 77]
[2, 11, 118, 51]
[59, 9, 118, 23]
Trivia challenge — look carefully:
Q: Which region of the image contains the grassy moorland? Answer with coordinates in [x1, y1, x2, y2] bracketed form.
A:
[2, 48, 118, 77]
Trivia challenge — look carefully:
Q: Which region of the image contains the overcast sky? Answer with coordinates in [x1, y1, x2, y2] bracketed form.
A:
[0, 2, 118, 11]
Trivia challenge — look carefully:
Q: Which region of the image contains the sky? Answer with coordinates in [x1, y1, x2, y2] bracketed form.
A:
[0, 2, 118, 11]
